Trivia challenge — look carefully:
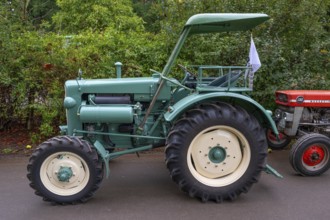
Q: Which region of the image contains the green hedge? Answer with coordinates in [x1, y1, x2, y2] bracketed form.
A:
[0, 0, 328, 143]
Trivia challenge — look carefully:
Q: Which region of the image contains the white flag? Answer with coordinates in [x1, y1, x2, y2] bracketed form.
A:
[249, 35, 261, 73]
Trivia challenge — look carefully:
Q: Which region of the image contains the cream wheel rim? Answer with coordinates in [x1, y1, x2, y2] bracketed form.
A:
[187, 126, 251, 187]
[40, 151, 90, 196]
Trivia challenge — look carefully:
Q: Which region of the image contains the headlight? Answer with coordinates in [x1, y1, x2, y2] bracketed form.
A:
[274, 109, 282, 119]
[277, 93, 288, 103]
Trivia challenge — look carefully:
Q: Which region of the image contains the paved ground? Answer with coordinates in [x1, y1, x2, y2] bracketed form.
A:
[0, 149, 329, 220]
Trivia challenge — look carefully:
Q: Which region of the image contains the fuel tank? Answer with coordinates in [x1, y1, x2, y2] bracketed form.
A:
[79, 105, 133, 123]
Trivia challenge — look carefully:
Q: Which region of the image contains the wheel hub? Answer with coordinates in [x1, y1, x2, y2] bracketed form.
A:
[267, 131, 277, 141]
[303, 145, 325, 166]
[209, 146, 226, 163]
[190, 129, 243, 179]
[57, 166, 73, 182]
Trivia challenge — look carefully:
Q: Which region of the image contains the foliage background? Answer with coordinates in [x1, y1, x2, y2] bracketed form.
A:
[0, 0, 329, 143]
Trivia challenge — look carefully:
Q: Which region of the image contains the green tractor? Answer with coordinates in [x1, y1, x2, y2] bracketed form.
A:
[27, 13, 280, 204]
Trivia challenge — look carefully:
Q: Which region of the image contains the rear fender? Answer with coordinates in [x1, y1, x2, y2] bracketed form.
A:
[164, 92, 278, 135]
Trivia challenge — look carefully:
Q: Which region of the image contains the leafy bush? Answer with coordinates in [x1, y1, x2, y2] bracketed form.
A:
[0, 0, 328, 143]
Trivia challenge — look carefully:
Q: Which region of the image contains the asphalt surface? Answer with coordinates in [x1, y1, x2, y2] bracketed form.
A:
[0, 149, 329, 220]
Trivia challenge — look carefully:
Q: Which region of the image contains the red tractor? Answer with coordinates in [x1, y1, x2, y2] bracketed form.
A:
[269, 90, 330, 176]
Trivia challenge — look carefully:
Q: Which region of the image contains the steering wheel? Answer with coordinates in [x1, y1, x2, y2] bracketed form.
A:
[178, 64, 197, 83]
[178, 64, 197, 88]
[178, 64, 196, 78]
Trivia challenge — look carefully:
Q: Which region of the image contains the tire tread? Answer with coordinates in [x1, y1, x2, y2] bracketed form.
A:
[165, 102, 267, 202]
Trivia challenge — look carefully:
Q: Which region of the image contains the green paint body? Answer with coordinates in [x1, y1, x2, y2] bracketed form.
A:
[59, 13, 278, 177]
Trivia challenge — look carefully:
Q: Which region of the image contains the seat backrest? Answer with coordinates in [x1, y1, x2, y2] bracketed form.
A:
[219, 71, 242, 87]
[207, 74, 229, 86]
[208, 71, 242, 87]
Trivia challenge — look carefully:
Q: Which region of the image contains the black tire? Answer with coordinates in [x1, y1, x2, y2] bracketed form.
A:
[266, 129, 291, 150]
[165, 102, 268, 202]
[27, 136, 103, 204]
[289, 133, 330, 176]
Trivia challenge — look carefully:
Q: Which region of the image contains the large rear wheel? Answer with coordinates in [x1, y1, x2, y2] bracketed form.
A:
[27, 136, 103, 204]
[165, 102, 268, 202]
[290, 133, 330, 176]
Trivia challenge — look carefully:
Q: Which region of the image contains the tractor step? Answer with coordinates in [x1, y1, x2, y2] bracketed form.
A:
[264, 164, 283, 178]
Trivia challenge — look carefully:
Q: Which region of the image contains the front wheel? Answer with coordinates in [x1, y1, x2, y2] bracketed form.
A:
[27, 136, 103, 204]
[165, 102, 268, 202]
[290, 133, 330, 176]
[266, 129, 291, 150]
